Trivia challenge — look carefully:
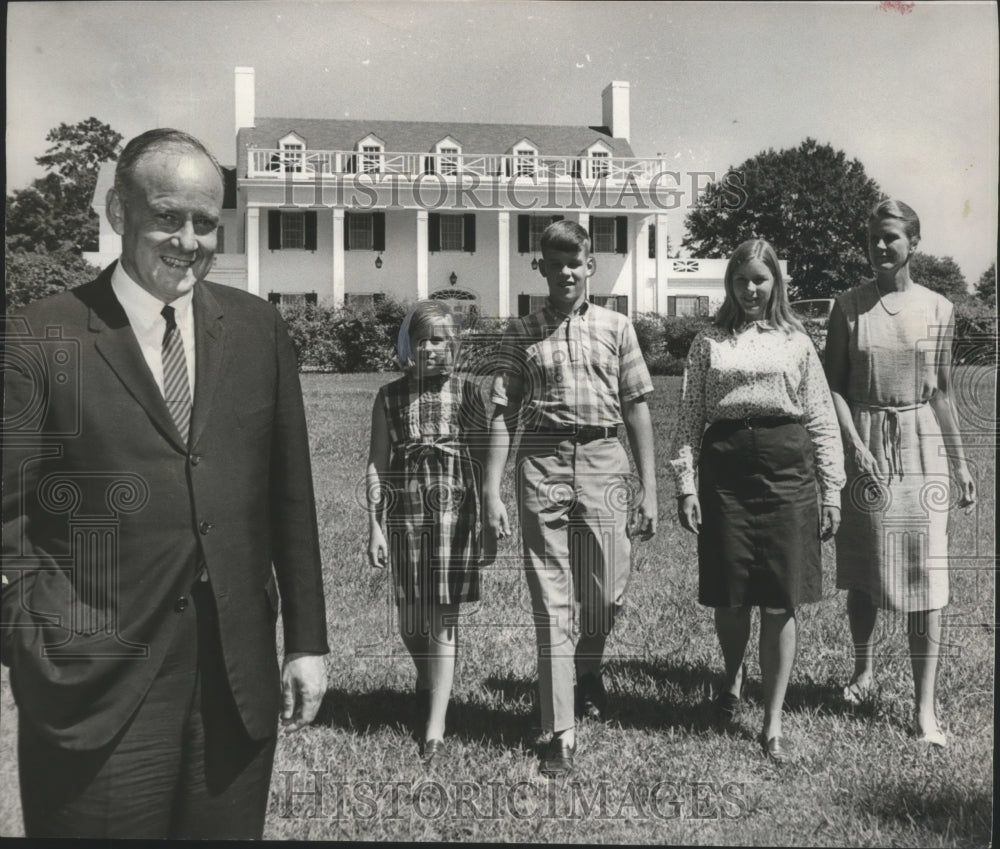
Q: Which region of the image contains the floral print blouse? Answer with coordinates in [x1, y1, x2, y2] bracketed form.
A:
[669, 321, 845, 506]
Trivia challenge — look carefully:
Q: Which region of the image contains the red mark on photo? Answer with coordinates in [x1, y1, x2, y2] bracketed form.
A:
[879, 0, 915, 14]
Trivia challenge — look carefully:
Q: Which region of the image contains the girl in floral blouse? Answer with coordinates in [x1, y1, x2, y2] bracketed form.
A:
[670, 239, 845, 762]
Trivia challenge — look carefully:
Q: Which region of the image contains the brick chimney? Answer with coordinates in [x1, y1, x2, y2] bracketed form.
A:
[602, 81, 630, 142]
[235, 67, 255, 136]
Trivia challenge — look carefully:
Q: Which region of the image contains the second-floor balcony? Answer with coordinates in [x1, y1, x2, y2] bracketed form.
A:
[246, 148, 666, 182]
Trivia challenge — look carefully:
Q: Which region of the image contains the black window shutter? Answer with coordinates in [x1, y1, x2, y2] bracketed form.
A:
[668, 296, 677, 317]
[373, 213, 386, 252]
[616, 295, 629, 316]
[588, 217, 596, 245]
[428, 213, 441, 252]
[698, 295, 709, 316]
[517, 294, 530, 317]
[343, 212, 351, 251]
[268, 210, 281, 250]
[648, 224, 656, 259]
[551, 214, 564, 223]
[424, 155, 435, 175]
[304, 211, 318, 251]
[464, 214, 476, 253]
[615, 216, 628, 254]
[306, 292, 318, 306]
[267, 292, 281, 304]
[517, 215, 529, 253]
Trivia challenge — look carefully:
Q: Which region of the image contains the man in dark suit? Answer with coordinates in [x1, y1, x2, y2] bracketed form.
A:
[1, 129, 329, 838]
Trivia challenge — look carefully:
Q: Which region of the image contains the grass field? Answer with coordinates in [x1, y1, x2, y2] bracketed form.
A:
[1, 368, 994, 844]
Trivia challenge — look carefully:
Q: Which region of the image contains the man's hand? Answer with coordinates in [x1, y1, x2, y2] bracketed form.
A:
[485, 493, 511, 540]
[281, 653, 327, 732]
[820, 505, 841, 541]
[628, 490, 657, 541]
[677, 494, 701, 535]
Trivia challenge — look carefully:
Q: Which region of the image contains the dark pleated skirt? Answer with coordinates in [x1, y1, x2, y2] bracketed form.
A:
[697, 421, 821, 608]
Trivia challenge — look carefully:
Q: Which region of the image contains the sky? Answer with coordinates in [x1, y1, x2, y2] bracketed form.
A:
[6, 0, 998, 283]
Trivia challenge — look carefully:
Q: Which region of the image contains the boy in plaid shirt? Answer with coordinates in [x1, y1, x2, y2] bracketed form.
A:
[484, 220, 657, 778]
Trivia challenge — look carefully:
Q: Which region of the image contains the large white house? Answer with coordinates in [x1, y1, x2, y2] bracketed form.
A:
[87, 68, 785, 318]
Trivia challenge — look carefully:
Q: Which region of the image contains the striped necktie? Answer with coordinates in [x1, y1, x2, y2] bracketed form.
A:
[161, 305, 192, 444]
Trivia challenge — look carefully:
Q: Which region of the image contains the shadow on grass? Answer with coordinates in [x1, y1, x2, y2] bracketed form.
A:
[311, 659, 889, 750]
[311, 681, 541, 750]
[856, 780, 993, 846]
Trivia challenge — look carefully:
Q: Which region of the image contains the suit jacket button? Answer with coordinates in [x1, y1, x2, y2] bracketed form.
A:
[174, 596, 188, 612]
[190, 454, 202, 466]
[199, 521, 213, 535]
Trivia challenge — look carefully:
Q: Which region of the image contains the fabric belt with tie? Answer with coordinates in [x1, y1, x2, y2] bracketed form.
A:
[852, 400, 929, 481]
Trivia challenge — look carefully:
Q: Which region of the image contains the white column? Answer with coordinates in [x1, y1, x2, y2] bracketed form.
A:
[246, 207, 260, 297]
[632, 216, 646, 315]
[332, 209, 345, 305]
[416, 210, 429, 299]
[497, 211, 510, 318]
[655, 213, 669, 314]
[577, 211, 590, 233]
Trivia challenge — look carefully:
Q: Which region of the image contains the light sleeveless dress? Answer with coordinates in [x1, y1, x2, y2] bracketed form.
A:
[834, 281, 955, 612]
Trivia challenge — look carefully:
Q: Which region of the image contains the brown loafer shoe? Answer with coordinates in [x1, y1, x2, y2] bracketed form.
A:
[759, 733, 796, 763]
[540, 735, 576, 778]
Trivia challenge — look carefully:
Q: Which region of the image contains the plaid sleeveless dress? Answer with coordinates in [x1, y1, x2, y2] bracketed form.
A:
[381, 371, 481, 605]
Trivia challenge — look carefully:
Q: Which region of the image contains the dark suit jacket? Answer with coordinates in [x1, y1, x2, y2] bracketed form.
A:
[1, 265, 328, 749]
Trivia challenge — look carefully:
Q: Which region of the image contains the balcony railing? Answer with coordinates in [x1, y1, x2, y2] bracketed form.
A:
[247, 149, 664, 181]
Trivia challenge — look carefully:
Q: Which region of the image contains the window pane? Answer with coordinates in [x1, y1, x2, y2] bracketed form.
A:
[590, 152, 610, 178]
[591, 217, 616, 253]
[282, 144, 304, 173]
[349, 214, 374, 250]
[440, 215, 464, 250]
[362, 145, 381, 174]
[675, 297, 699, 316]
[281, 213, 305, 249]
[515, 150, 535, 177]
[529, 216, 548, 252]
[439, 148, 458, 175]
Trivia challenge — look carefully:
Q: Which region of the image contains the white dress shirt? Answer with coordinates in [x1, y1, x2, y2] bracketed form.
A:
[111, 261, 196, 397]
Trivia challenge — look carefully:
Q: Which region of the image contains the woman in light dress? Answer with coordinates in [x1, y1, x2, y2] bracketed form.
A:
[825, 199, 976, 747]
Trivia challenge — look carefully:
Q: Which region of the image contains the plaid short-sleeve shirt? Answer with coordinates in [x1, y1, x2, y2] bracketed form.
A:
[490, 300, 653, 429]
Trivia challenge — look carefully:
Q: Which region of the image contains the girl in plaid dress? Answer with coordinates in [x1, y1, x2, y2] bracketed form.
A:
[366, 301, 483, 763]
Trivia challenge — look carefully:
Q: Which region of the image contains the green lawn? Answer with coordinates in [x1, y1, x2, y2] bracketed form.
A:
[1, 368, 994, 844]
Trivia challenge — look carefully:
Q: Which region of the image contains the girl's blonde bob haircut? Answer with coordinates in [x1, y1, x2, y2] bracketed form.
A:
[715, 238, 804, 335]
[396, 300, 462, 372]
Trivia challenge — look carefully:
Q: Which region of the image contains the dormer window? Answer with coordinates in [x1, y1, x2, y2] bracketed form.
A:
[510, 140, 538, 178]
[589, 151, 610, 178]
[439, 148, 459, 175]
[278, 133, 306, 173]
[357, 135, 385, 175]
[584, 141, 613, 179]
[431, 137, 462, 176]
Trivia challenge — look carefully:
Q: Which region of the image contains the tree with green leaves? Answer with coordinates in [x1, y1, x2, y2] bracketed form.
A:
[5, 118, 122, 255]
[682, 138, 883, 299]
[4, 247, 99, 311]
[909, 253, 968, 300]
[975, 262, 996, 305]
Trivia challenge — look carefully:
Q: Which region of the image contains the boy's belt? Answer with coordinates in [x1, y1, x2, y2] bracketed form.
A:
[532, 425, 619, 443]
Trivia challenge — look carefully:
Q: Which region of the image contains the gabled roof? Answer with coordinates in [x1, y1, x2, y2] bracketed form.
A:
[237, 117, 634, 175]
